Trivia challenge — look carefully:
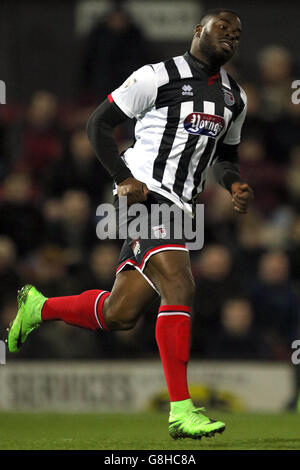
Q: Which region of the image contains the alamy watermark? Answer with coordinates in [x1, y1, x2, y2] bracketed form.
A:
[291, 340, 300, 365]
[0, 80, 6, 104]
[95, 197, 204, 250]
[291, 80, 300, 105]
[0, 339, 6, 364]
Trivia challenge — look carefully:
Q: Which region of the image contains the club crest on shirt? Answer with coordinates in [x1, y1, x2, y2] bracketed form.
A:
[223, 88, 235, 106]
[184, 112, 225, 138]
[152, 224, 167, 239]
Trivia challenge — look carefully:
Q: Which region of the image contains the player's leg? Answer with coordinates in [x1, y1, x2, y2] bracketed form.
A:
[144, 249, 225, 439]
[145, 250, 193, 406]
[101, 269, 157, 330]
[7, 268, 157, 353]
[41, 268, 156, 331]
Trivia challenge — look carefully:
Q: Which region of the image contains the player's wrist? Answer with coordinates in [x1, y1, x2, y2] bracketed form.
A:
[225, 176, 243, 194]
[231, 180, 245, 193]
[115, 169, 134, 185]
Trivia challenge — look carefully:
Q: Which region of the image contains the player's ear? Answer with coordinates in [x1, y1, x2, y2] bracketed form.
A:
[194, 24, 202, 37]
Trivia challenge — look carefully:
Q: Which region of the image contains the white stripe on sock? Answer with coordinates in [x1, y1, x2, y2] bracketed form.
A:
[94, 291, 108, 329]
[158, 312, 190, 319]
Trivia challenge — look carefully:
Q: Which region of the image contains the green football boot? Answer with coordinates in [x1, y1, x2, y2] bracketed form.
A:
[8, 285, 47, 353]
[169, 407, 226, 440]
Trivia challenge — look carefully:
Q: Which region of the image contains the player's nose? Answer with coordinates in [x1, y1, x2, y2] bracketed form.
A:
[225, 30, 235, 40]
[224, 30, 238, 46]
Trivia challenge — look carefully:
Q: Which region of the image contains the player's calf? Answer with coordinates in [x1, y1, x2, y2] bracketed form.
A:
[160, 272, 195, 307]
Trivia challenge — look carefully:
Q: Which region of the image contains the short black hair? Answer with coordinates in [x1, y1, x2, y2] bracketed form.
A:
[199, 8, 241, 26]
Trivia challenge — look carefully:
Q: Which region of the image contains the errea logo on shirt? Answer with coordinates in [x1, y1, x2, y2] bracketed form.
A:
[182, 84, 193, 96]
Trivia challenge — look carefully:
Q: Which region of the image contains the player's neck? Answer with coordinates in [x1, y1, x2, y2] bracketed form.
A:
[187, 49, 221, 75]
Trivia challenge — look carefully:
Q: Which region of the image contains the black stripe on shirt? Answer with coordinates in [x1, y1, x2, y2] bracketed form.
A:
[191, 138, 216, 201]
[152, 59, 182, 183]
[190, 93, 229, 200]
[172, 132, 199, 198]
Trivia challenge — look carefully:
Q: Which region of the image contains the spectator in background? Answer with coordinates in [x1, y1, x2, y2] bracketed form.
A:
[250, 251, 299, 360]
[20, 244, 74, 297]
[74, 242, 120, 293]
[238, 137, 287, 216]
[204, 298, 268, 359]
[13, 318, 110, 360]
[86, 243, 119, 290]
[0, 236, 21, 310]
[257, 46, 300, 161]
[44, 189, 96, 266]
[199, 183, 239, 251]
[0, 118, 8, 179]
[287, 215, 300, 290]
[11, 91, 64, 182]
[241, 82, 265, 141]
[286, 145, 300, 211]
[235, 210, 266, 286]
[257, 45, 293, 121]
[264, 107, 300, 164]
[45, 128, 111, 207]
[0, 172, 45, 255]
[0, 295, 17, 338]
[191, 244, 245, 356]
[81, 5, 151, 103]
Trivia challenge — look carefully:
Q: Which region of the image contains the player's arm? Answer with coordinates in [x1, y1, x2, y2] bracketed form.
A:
[86, 99, 148, 205]
[212, 88, 253, 214]
[86, 98, 133, 183]
[86, 65, 157, 205]
[212, 142, 253, 214]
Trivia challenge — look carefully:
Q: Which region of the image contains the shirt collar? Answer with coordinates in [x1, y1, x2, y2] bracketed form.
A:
[183, 51, 220, 77]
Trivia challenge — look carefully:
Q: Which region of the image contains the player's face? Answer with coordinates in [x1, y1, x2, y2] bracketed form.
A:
[196, 13, 242, 64]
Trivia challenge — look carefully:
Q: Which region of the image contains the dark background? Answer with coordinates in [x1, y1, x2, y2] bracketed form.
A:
[1, 0, 299, 103]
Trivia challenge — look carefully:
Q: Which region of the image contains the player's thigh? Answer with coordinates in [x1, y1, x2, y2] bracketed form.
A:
[144, 250, 195, 306]
[104, 268, 158, 328]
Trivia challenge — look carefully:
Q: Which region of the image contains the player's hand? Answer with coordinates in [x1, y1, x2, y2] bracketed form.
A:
[231, 182, 254, 214]
[117, 177, 149, 206]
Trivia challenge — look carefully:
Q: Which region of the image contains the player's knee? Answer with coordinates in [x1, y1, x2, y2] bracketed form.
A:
[104, 303, 138, 331]
[160, 270, 195, 306]
[179, 274, 195, 305]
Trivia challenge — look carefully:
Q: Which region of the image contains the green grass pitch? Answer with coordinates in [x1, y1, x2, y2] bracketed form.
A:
[0, 411, 299, 450]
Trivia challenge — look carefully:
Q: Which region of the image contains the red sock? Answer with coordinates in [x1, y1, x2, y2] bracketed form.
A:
[41, 290, 110, 331]
[155, 305, 191, 402]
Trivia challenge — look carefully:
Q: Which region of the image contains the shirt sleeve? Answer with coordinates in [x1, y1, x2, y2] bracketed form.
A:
[110, 65, 157, 119]
[223, 87, 247, 145]
[212, 143, 242, 192]
[86, 98, 133, 185]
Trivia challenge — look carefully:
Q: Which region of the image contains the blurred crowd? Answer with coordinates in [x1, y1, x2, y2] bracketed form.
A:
[0, 7, 299, 379]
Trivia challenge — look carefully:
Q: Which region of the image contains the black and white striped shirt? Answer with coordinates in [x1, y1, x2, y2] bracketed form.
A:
[110, 52, 247, 215]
